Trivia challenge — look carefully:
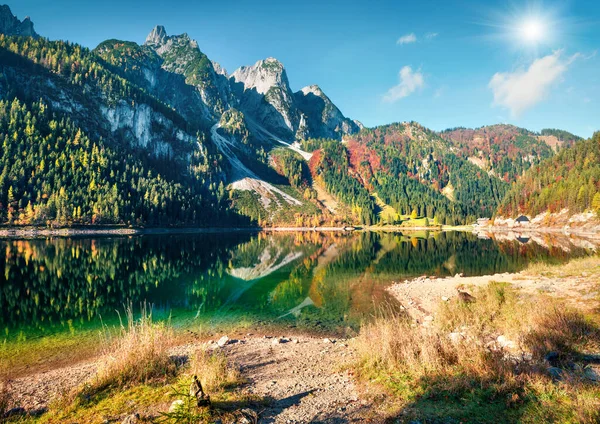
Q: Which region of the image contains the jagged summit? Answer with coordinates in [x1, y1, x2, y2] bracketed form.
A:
[231, 58, 290, 95]
[145, 25, 168, 45]
[0, 4, 39, 38]
[300, 85, 324, 96]
[212, 60, 228, 77]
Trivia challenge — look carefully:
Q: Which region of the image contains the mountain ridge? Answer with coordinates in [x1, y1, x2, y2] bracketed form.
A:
[0, 5, 596, 228]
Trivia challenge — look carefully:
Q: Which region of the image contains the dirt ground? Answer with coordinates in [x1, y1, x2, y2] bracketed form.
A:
[7, 334, 382, 423]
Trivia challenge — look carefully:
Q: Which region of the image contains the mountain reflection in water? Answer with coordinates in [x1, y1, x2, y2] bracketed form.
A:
[0, 230, 596, 339]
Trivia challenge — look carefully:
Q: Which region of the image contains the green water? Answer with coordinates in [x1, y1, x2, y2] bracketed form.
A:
[0, 230, 594, 344]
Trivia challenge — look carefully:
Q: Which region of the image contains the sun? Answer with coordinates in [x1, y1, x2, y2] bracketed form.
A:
[520, 18, 546, 43]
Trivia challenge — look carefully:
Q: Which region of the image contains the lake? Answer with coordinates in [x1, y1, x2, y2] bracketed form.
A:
[0, 230, 596, 348]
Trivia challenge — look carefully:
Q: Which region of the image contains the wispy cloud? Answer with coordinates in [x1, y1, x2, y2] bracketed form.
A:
[396, 33, 417, 45]
[425, 32, 439, 40]
[489, 51, 578, 117]
[383, 66, 424, 102]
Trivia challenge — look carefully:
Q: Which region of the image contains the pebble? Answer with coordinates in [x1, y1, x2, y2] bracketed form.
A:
[217, 336, 230, 347]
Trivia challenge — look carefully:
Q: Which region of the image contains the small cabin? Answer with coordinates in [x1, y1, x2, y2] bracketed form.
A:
[515, 215, 530, 226]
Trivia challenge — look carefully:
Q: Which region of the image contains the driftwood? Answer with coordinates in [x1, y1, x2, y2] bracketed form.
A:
[189, 375, 211, 407]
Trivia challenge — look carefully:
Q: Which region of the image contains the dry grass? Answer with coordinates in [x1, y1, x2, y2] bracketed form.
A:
[437, 281, 525, 338]
[355, 284, 600, 423]
[525, 255, 600, 278]
[356, 306, 521, 399]
[523, 307, 600, 360]
[81, 305, 176, 399]
[190, 348, 244, 394]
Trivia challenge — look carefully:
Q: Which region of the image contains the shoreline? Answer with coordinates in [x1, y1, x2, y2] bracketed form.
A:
[386, 255, 600, 324]
[0, 223, 598, 239]
[474, 225, 600, 241]
[0, 223, 597, 239]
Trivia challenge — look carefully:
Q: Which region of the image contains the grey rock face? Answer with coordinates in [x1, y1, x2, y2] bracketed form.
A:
[144, 26, 232, 120]
[0, 5, 39, 38]
[231, 58, 301, 139]
[294, 84, 359, 140]
[231, 60, 358, 141]
[145, 25, 168, 46]
[211, 60, 228, 77]
[103, 27, 358, 143]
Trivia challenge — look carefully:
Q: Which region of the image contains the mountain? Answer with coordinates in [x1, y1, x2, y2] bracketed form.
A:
[439, 124, 578, 182]
[231, 57, 302, 139]
[0, 29, 241, 227]
[231, 58, 359, 141]
[306, 122, 508, 225]
[0, 6, 592, 228]
[294, 85, 360, 140]
[497, 131, 600, 218]
[143, 26, 233, 121]
[0, 5, 38, 38]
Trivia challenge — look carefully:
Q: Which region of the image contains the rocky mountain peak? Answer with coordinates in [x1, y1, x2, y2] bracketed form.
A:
[145, 25, 168, 45]
[232, 57, 290, 96]
[300, 85, 324, 97]
[0, 4, 39, 38]
[212, 60, 228, 77]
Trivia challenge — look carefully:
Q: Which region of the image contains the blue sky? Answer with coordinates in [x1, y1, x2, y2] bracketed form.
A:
[9, 0, 600, 137]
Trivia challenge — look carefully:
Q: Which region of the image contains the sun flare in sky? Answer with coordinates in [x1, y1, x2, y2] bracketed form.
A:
[520, 17, 546, 44]
[481, 2, 566, 53]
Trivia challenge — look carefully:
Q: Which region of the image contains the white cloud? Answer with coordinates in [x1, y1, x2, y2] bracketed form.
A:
[425, 32, 439, 40]
[383, 66, 425, 102]
[489, 51, 577, 117]
[396, 33, 417, 45]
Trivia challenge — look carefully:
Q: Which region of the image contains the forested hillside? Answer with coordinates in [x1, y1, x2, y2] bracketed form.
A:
[308, 123, 508, 225]
[0, 34, 244, 226]
[497, 132, 600, 217]
[440, 124, 577, 182]
[0, 98, 238, 226]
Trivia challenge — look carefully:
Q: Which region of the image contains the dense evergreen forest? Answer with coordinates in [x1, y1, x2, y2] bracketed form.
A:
[309, 142, 378, 225]
[0, 99, 236, 225]
[498, 132, 600, 217]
